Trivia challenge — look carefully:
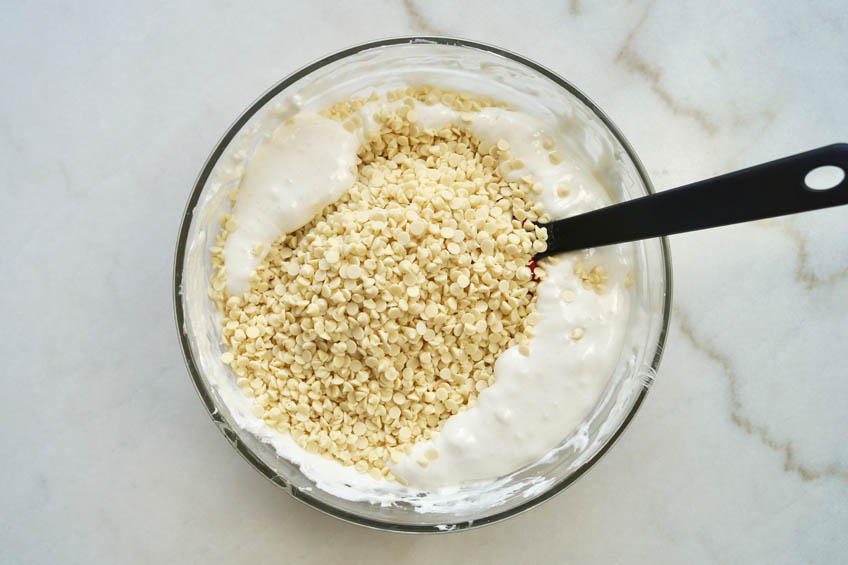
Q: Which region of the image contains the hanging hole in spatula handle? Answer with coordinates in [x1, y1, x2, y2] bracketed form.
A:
[803, 163, 846, 191]
[536, 143, 848, 257]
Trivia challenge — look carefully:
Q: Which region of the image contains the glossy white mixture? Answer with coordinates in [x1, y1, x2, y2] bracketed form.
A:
[217, 96, 632, 489]
[223, 113, 359, 294]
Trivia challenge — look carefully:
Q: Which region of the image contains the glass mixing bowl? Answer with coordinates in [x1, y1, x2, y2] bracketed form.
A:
[173, 37, 672, 532]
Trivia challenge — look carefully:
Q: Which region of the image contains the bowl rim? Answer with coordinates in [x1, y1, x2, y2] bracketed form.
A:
[173, 35, 673, 534]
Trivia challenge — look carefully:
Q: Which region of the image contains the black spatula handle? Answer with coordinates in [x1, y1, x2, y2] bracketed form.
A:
[537, 143, 848, 258]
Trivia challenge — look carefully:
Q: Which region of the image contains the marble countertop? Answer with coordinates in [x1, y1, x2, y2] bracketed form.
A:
[2, 1, 846, 563]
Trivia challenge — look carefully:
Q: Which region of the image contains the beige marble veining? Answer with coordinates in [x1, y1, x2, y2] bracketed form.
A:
[761, 220, 848, 289]
[613, 1, 720, 136]
[1, 0, 846, 563]
[676, 306, 848, 482]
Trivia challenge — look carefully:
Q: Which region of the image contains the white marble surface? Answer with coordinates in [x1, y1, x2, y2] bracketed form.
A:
[2, 1, 846, 563]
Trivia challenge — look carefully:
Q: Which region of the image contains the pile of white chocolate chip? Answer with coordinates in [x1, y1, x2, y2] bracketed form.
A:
[210, 88, 549, 481]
